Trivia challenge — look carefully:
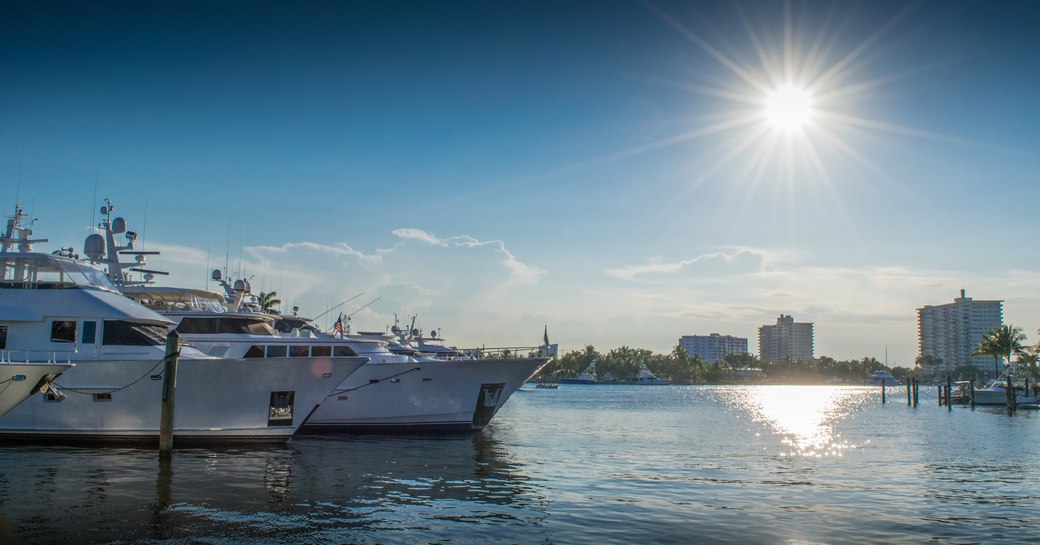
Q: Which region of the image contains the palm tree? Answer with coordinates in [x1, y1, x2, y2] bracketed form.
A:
[973, 324, 1026, 377]
[257, 291, 282, 314]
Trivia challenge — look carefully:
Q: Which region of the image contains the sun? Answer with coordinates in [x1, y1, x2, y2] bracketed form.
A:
[764, 84, 813, 132]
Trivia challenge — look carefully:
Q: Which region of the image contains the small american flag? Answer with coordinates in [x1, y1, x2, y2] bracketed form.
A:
[333, 316, 344, 336]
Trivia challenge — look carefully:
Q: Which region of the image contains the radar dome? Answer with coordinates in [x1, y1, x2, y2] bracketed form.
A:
[111, 217, 127, 234]
[83, 234, 105, 261]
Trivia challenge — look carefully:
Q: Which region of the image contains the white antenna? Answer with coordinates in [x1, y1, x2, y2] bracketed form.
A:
[224, 219, 231, 279]
[141, 201, 148, 251]
[15, 148, 24, 206]
[205, 244, 211, 288]
[90, 175, 98, 234]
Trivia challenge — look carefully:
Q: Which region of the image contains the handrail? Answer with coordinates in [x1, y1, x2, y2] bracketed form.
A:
[0, 349, 74, 364]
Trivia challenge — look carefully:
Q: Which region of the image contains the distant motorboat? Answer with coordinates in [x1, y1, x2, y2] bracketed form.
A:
[631, 361, 670, 385]
[866, 370, 899, 386]
[560, 360, 598, 384]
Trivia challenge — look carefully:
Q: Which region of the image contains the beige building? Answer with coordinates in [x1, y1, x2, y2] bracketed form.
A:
[917, 289, 1003, 373]
[758, 314, 814, 363]
[679, 333, 748, 363]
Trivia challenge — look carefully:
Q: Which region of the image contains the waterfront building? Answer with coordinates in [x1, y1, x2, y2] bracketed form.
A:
[917, 289, 1003, 373]
[678, 333, 748, 363]
[758, 314, 814, 363]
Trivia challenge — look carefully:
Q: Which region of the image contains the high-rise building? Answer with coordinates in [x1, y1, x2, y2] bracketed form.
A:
[758, 314, 814, 363]
[678, 333, 748, 363]
[917, 289, 1003, 373]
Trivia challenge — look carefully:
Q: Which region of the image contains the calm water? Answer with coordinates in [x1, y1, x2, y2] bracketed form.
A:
[1, 385, 1038, 544]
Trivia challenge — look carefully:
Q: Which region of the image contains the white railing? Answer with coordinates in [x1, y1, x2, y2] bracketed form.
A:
[0, 349, 74, 364]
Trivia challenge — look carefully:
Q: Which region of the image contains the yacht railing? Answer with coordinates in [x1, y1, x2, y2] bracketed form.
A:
[0, 349, 75, 364]
[461, 346, 548, 359]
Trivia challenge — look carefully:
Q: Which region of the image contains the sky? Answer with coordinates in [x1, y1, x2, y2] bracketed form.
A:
[2, 1, 1039, 365]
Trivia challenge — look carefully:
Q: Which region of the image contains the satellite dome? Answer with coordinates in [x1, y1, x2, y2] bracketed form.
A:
[111, 217, 127, 234]
[83, 234, 105, 261]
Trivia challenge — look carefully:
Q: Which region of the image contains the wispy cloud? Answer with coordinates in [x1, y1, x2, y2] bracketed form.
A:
[604, 247, 778, 281]
[246, 241, 391, 266]
[392, 228, 546, 284]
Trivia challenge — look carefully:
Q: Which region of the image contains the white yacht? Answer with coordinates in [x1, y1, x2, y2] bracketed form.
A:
[632, 361, 670, 385]
[91, 203, 550, 432]
[122, 286, 550, 432]
[560, 360, 599, 384]
[971, 365, 1040, 406]
[0, 206, 73, 419]
[0, 208, 367, 442]
[866, 370, 900, 386]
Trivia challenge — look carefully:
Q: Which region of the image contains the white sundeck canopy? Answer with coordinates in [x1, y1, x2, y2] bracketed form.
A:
[0, 253, 119, 291]
[121, 286, 229, 313]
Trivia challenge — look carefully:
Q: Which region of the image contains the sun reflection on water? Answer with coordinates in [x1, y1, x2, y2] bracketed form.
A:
[736, 386, 859, 457]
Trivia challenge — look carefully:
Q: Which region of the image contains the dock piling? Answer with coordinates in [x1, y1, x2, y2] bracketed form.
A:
[881, 379, 886, 404]
[946, 376, 952, 412]
[159, 332, 180, 457]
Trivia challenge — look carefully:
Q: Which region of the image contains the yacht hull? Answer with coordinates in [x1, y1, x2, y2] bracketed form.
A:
[0, 357, 365, 443]
[972, 390, 1040, 406]
[301, 357, 551, 433]
[0, 363, 71, 419]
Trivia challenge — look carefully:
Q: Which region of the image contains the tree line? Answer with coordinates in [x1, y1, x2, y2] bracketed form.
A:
[541, 344, 892, 384]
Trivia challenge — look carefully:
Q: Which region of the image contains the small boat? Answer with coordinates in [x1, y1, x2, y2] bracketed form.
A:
[560, 360, 599, 384]
[866, 370, 899, 386]
[971, 365, 1040, 406]
[631, 361, 670, 385]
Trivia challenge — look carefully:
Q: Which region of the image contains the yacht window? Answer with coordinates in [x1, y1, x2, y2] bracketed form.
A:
[102, 320, 168, 346]
[311, 346, 331, 357]
[333, 346, 357, 357]
[93, 393, 112, 402]
[51, 321, 76, 343]
[82, 321, 97, 344]
[217, 318, 277, 335]
[266, 345, 288, 358]
[289, 345, 309, 357]
[244, 345, 265, 358]
[0, 325, 6, 349]
[175, 318, 218, 334]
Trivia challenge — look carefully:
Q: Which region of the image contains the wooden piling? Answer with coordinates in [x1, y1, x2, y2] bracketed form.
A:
[1007, 374, 1016, 414]
[907, 380, 912, 406]
[946, 376, 952, 412]
[159, 331, 180, 457]
[912, 378, 919, 407]
[937, 384, 943, 406]
[881, 379, 886, 404]
[969, 379, 975, 409]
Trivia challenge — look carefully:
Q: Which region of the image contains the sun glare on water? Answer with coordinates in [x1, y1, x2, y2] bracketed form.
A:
[765, 84, 813, 132]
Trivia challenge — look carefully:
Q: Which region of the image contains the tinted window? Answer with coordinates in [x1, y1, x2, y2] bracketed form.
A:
[266, 345, 288, 358]
[102, 321, 167, 346]
[0, 325, 6, 349]
[289, 345, 308, 357]
[273, 318, 306, 334]
[176, 318, 218, 334]
[51, 321, 76, 343]
[217, 318, 276, 335]
[333, 346, 357, 357]
[244, 345, 265, 358]
[82, 321, 97, 344]
[311, 346, 331, 357]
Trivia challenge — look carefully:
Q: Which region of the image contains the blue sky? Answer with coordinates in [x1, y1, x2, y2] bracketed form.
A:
[3, 1, 1039, 365]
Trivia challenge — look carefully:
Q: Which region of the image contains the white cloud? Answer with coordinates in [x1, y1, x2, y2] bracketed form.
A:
[392, 227, 546, 285]
[247, 241, 391, 266]
[604, 247, 777, 281]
